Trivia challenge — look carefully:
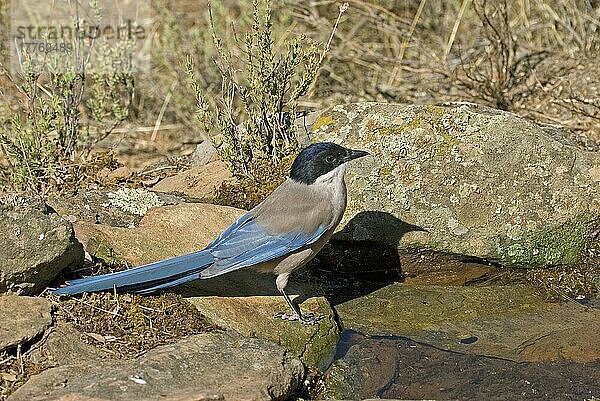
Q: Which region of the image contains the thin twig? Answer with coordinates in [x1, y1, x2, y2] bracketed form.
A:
[58, 295, 124, 317]
[445, 0, 471, 59]
[151, 80, 177, 141]
[108, 124, 183, 134]
[319, 2, 349, 66]
[389, 0, 427, 85]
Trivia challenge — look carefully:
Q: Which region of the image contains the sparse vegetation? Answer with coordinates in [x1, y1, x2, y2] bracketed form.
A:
[450, 0, 550, 111]
[0, 2, 134, 193]
[51, 292, 218, 358]
[1, 0, 599, 195]
[186, 0, 346, 189]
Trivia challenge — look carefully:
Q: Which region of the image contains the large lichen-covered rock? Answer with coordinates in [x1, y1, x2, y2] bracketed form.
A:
[0, 197, 84, 294]
[310, 102, 600, 267]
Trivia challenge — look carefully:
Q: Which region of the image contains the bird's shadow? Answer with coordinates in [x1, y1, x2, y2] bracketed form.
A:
[177, 211, 426, 308]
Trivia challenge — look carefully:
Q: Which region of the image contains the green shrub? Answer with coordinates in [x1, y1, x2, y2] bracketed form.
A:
[186, 0, 347, 183]
[0, 4, 134, 193]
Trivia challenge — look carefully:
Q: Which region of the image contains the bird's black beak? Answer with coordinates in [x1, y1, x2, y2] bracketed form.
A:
[344, 148, 370, 162]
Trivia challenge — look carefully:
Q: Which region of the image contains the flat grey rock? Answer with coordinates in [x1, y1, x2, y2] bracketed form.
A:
[335, 283, 600, 363]
[9, 331, 304, 401]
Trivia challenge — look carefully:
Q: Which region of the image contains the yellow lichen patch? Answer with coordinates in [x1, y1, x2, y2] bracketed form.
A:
[312, 115, 336, 131]
[439, 130, 459, 148]
[397, 119, 423, 132]
[424, 104, 450, 115]
[379, 165, 393, 177]
[377, 118, 421, 136]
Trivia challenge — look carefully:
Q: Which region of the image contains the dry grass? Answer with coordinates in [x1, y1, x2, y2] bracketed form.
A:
[51, 292, 218, 359]
[2, 0, 599, 192]
[0, 351, 50, 401]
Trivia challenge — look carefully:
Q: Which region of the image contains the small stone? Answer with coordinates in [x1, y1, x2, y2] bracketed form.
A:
[190, 140, 218, 167]
[0, 200, 84, 295]
[107, 166, 133, 181]
[189, 289, 338, 368]
[153, 160, 231, 202]
[0, 295, 53, 352]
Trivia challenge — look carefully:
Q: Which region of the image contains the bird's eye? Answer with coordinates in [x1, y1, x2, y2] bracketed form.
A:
[325, 155, 336, 164]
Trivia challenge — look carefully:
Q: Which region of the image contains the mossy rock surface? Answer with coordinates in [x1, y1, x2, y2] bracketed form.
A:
[189, 294, 339, 369]
[311, 102, 600, 267]
[336, 283, 600, 363]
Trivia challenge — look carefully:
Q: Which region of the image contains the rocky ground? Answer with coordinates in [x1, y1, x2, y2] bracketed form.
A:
[1, 103, 599, 400]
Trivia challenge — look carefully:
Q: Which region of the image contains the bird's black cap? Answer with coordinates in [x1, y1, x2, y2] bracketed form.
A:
[290, 142, 369, 185]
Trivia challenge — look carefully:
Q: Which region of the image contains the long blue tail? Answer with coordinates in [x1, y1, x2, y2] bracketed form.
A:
[53, 250, 213, 295]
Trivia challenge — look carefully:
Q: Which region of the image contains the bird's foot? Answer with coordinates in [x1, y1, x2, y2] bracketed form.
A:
[273, 311, 324, 325]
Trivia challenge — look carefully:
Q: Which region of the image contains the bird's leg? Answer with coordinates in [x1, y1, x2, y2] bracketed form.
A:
[275, 288, 323, 325]
[280, 287, 303, 318]
[273, 273, 323, 325]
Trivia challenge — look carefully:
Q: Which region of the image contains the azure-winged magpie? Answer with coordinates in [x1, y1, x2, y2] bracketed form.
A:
[54, 142, 369, 324]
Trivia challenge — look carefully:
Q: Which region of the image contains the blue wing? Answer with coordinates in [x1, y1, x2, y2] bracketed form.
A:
[54, 209, 329, 295]
[200, 212, 328, 277]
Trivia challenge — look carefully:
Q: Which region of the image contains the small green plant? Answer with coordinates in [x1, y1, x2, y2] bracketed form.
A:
[85, 40, 135, 154]
[186, 0, 347, 183]
[0, 54, 81, 191]
[0, 3, 134, 193]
